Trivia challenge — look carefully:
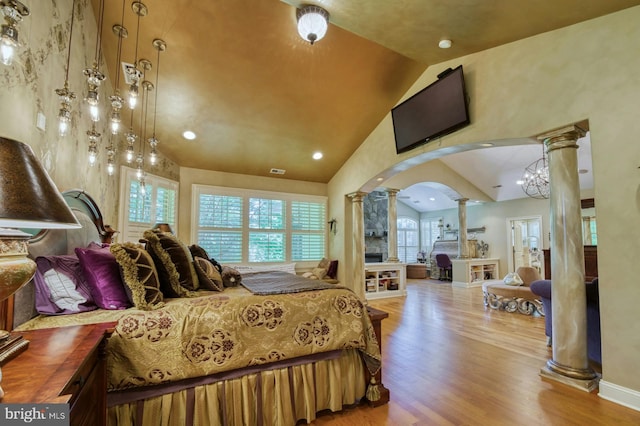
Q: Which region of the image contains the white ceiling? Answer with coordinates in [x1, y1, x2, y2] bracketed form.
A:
[398, 133, 593, 212]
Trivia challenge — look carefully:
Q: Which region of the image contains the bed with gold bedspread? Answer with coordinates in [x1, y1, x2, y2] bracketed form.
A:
[10, 191, 385, 425]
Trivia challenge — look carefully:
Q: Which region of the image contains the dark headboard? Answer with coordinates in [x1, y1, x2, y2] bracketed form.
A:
[4, 190, 108, 330]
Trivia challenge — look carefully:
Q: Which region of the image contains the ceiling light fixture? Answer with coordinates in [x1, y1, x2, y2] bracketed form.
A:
[0, 0, 29, 66]
[520, 145, 550, 199]
[183, 130, 196, 140]
[87, 124, 100, 166]
[438, 39, 452, 49]
[149, 38, 166, 166]
[312, 152, 323, 160]
[296, 5, 329, 45]
[109, 3, 127, 135]
[55, 0, 76, 137]
[83, 0, 106, 123]
[127, 1, 147, 110]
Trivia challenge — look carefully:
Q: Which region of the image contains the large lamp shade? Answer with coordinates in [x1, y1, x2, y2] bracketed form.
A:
[0, 138, 80, 229]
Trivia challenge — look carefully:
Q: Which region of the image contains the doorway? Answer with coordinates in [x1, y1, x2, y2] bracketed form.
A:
[506, 216, 543, 275]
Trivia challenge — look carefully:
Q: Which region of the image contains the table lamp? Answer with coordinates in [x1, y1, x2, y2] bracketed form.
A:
[0, 137, 81, 398]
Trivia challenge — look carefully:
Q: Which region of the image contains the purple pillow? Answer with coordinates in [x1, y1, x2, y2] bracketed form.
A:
[75, 246, 130, 310]
[33, 255, 97, 315]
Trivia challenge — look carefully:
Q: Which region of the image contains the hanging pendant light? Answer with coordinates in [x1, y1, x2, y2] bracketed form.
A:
[106, 144, 116, 176]
[55, 0, 76, 137]
[109, 22, 127, 134]
[87, 124, 100, 166]
[149, 38, 166, 166]
[127, 1, 147, 110]
[520, 145, 550, 199]
[137, 78, 152, 176]
[0, 0, 29, 66]
[83, 0, 106, 122]
[296, 5, 329, 45]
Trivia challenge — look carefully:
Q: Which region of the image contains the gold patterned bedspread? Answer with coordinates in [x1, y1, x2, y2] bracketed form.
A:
[16, 286, 380, 392]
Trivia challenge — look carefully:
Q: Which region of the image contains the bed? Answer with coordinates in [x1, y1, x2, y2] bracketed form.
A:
[6, 190, 389, 425]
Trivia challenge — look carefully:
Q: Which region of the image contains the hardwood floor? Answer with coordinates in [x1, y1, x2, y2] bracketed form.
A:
[312, 279, 640, 425]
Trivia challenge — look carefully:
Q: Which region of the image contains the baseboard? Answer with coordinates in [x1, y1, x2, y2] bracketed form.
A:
[599, 380, 640, 412]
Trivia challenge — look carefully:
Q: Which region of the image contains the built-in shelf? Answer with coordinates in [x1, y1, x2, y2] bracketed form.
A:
[451, 258, 500, 288]
[364, 262, 407, 300]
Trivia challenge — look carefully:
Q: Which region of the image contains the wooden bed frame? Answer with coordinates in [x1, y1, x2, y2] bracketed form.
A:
[2, 189, 389, 423]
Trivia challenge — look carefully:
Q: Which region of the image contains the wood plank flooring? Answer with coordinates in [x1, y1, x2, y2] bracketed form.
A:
[312, 279, 640, 425]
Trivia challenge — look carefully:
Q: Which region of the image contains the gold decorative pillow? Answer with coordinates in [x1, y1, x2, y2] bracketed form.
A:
[143, 229, 199, 297]
[312, 267, 328, 280]
[193, 256, 224, 292]
[110, 243, 164, 310]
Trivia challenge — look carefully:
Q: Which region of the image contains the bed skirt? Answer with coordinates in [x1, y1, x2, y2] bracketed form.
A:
[107, 348, 366, 426]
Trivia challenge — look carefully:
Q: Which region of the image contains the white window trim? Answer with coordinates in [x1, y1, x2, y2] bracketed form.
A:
[397, 216, 419, 264]
[118, 166, 179, 243]
[191, 184, 327, 267]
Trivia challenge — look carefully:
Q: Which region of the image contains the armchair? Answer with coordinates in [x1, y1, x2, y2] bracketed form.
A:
[529, 278, 601, 364]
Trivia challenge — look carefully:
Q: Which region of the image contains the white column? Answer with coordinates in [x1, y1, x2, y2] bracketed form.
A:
[386, 188, 400, 262]
[538, 124, 598, 392]
[348, 191, 367, 302]
[457, 198, 469, 258]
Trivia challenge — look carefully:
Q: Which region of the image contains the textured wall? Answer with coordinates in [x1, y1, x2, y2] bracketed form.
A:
[0, 0, 178, 227]
[329, 6, 640, 399]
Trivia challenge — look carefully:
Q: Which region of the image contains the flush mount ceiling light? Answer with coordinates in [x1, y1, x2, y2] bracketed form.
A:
[312, 152, 323, 160]
[0, 0, 29, 66]
[296, 5, 329, 45]
[438, 39, 452, 49]
[183, 130, 196, 140]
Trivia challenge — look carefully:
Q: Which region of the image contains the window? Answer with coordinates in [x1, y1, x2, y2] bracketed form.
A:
[119, 167, 178, 243]
[397, 217, 419, 263]
[193, 185, 326, 264]
[421, 217, 442, 255]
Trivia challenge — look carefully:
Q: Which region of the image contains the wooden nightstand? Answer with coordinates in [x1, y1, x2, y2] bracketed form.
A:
[1, 323, 115, 426]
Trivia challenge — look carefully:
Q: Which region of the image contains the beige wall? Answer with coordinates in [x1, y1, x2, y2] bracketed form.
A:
[329, 7, 640, 397]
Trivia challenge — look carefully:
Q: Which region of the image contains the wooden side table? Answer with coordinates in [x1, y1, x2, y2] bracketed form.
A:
[1, 323, 115, 426]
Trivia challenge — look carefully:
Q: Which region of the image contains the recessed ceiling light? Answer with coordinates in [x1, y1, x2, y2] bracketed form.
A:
[183, 130, 196, 140]
[376, 177, 384, 182]
[516, 180, 525, 185]
[481, 143, 494, 147]
[438, 39, 452, 49]
[429, 197, 435, 201]
[312, 152, 323, 160]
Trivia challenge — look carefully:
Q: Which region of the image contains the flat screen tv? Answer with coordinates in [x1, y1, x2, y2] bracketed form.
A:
[391, 65, 470, 154]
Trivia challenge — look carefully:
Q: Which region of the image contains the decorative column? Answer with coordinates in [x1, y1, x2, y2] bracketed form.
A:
[457, 198, 469, 258]
[348, 191, 368, 302]
[539, 124, 598, 391]
[385, 188, 400, 262]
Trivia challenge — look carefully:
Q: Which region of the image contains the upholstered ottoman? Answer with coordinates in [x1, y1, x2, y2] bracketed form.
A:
[482, 280, 544, 316]
[407, 263, 428, 279]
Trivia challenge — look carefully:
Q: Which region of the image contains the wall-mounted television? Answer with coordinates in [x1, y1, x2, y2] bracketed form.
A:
[391, 65, 470, 154]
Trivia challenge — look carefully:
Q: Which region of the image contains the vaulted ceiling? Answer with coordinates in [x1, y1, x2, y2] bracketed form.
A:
[92, 0, 639, 189]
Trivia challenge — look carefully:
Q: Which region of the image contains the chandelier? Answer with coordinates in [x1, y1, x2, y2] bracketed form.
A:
[520, 148, 550, 199]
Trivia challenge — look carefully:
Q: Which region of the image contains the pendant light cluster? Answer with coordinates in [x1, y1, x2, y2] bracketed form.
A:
[51, 0, 167, 181]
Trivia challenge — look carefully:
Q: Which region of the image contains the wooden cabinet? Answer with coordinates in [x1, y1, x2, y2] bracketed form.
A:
[543, 246, 598, 282]
[1, 323, 115, 426]
[451, 258, 500, 288]
[365, 262, 407, 299]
